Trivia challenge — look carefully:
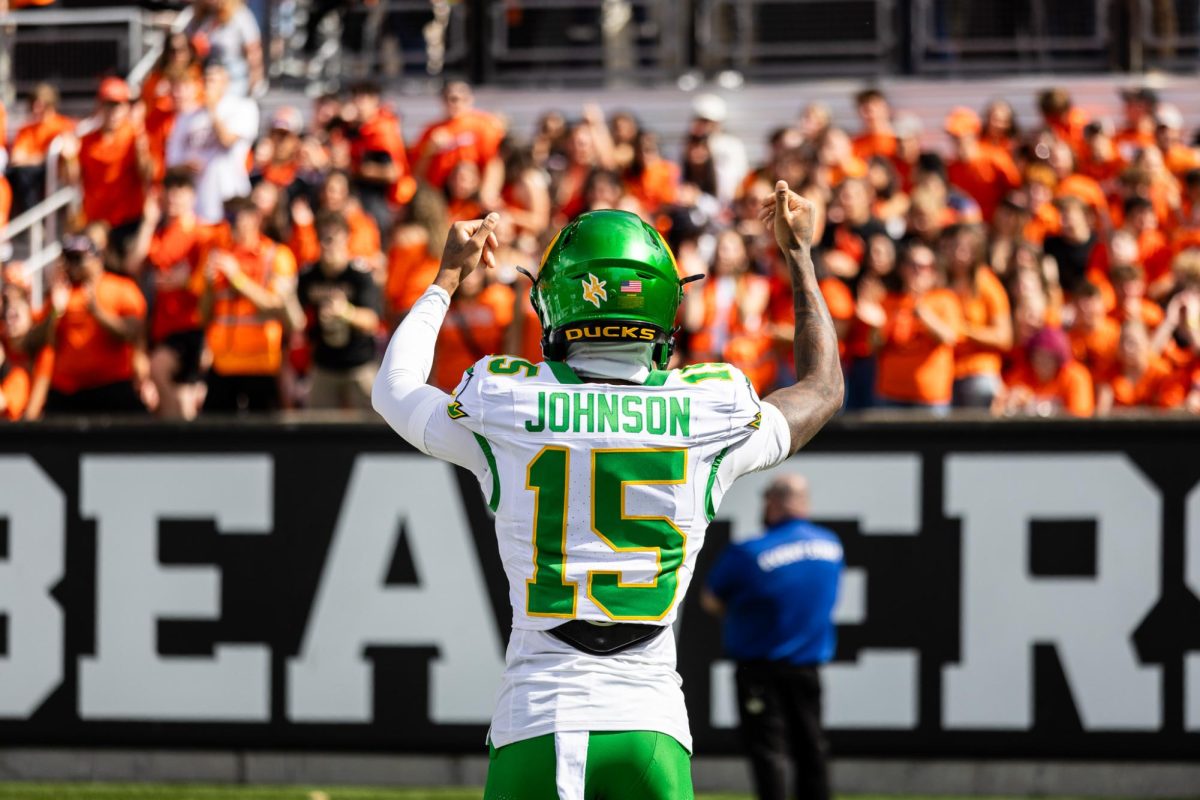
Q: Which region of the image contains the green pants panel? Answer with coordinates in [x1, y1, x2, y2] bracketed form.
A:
[484, 730, 694, 800]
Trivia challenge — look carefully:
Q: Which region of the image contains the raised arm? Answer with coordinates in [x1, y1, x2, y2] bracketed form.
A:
[371, 214, 499, 462]
[759, 180, 844, 453]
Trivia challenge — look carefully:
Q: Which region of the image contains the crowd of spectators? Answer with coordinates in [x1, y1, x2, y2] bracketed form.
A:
[2, 6, 1200, 418]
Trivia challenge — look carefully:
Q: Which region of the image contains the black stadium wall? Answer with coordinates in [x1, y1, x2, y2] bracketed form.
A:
[1, 418, 1198, 760]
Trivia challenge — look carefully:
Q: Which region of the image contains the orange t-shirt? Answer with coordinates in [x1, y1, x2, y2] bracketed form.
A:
[1048, 108, 1090, 154]
[819, 276, 854, 360]
[1068, 316, 1120, 379]
[147, 217, 214, 341]
[447, 196, 484, 225]
[1165, 143, 1200, 180]
[433, 283, 514, 391]
[1055, 174, 1109, 225]
[1109, 188, 1173, 233]
[140, 69, 194, 182]
[625, 160, 680, 213]
[1023, 202, 1062, 246]
[555, 162, 591, 222]
[1102, 358, 1187, 409]
[352, 109, 408, 175]
[947, 145, 1021, 222]
[385, 238, 441, 317]
[0, 174, 11, 228]
[289, 205, 382, 266]
[51, 273, 146, 394]
[954, 267, 1010, 379]
[351, 108, 415, 206]
[411, 110, 505, 190]
[1172, 224, 1200, 256]
[0, 360, 31, 420]
[1007, 359, 1095, 417]
[1133, 229, 1173, 284]
[10, 111, 75, 163]
[513, 285, 544, 365]
[1077, 150, 1126, 184]
[78, 122, 146, 228]
[689, 274, 771, 362]
[6, 344, 54, 388]
[827, 156, 868, 187]
[1115, 127, 1157, 160]
[688, 274, 777, 392]
[876, 289, 963, 404]
[261, 158, 299, 189]
[851, 131, 897, 162]
[1110, 297, 1166, 338]
[205, 235, 298, 376]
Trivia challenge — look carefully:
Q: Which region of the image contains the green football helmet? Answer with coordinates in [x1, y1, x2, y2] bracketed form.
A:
[523, 210, 698, 369]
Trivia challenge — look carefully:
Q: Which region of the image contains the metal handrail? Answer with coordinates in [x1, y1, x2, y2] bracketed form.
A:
[0, 7, 146, 26]
[0, 6, 147, 94]
[911, 0, 1109, 72]
[0, 186, 79, 309]
[0, 5, 182, 305]
[0, 186, 79, 244]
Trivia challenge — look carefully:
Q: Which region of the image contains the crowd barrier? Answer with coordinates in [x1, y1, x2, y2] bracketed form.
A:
[0, 416, 1198, 760]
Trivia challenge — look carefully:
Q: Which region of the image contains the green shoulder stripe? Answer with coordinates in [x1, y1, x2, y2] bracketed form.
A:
[472, 433, 501, 512]
[644, 369, 671, 387]
[704, 447, 730, 523]
[545, 360, 584, 385]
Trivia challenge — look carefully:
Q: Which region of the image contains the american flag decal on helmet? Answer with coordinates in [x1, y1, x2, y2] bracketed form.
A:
[620, 280, 643, 293]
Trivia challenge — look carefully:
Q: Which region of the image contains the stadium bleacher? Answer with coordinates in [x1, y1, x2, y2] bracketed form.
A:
[1, 1, 1198, 420]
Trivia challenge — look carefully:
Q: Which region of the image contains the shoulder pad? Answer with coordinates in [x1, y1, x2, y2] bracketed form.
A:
[477, 354, 547, 381]
[671, 362, 764, 434]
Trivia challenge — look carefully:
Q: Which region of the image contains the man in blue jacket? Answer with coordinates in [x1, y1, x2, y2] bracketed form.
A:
[702, 473, 843, 800]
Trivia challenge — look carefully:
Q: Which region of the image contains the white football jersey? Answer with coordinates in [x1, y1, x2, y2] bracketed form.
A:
[448, 355, 765, 632]
[373, 286, 795, 751]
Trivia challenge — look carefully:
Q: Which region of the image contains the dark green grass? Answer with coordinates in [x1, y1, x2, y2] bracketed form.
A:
[0, 786, 1141, 800]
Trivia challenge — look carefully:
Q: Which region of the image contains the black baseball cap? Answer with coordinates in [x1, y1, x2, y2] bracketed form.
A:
[1120, 86, 1159, 106]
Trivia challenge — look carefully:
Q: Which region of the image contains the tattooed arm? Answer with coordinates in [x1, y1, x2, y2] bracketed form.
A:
[759, 180, 845, 453]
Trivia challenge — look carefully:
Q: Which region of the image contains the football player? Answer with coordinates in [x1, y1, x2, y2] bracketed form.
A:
[373, 180, 841, 799]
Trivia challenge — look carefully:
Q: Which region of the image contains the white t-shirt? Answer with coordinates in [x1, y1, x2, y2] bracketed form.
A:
[166, 96, 260, 223]
[709, 131, 749, 206]
[186, 8, 261, 95]
[372, 287, 793, 751]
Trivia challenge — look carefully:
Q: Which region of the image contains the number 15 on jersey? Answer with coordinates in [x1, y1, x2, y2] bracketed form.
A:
[525, 447, 688, 622]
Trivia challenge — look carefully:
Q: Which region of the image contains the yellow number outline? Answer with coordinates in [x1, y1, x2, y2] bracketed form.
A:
[587, 448, 688, 622]
[488, 356, 540, 377]
[524, 446, 578, 619]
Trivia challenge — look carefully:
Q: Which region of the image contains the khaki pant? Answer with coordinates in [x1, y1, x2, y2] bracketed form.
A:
[309, 363, 377, 410]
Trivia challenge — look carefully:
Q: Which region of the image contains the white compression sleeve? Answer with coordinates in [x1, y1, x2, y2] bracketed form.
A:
[371, 285, 484, 472]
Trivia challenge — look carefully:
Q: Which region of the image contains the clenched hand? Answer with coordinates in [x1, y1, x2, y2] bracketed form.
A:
[435, 214, 501, 294]
[759, 180, 815, 253]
